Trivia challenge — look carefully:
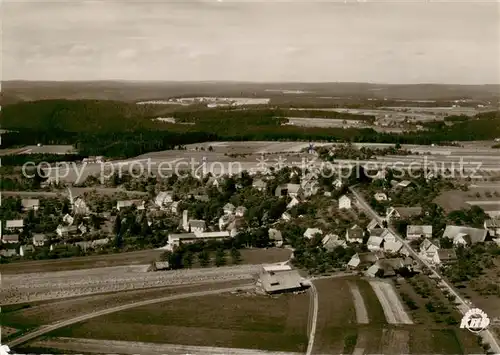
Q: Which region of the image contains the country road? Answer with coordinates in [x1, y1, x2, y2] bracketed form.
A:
[7, 284, 254, 348]
[350, 186, 500, 354]
[305, 281, 318, 355]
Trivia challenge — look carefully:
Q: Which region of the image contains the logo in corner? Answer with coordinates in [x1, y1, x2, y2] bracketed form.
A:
[460, 308, 490, 333]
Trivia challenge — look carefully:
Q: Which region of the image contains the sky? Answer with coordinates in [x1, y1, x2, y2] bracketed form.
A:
[2, 0, 500, 84]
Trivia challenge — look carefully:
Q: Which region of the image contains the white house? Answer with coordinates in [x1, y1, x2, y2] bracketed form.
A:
[366, 236, 384, 251]
[170, 201, 180, 215]
[419, 239, 440, 264]
[63, 213, 74, 226]
[275, 184, 302, 198]
[21, 199, 40, 212]
[406, 225, 433, 240]
[155, 191, 173, 208]
[287, 197, 300, 210]
[338, 195, 352, 210]
[32, 234, 47, 246]
[223, 203, 236, 215]
[346, 225, 364, 244]
[304, 228, 323, 240]
[219, 214, 235, 231]
[374, 193, 388, 202]
[281, 212, 292, 222]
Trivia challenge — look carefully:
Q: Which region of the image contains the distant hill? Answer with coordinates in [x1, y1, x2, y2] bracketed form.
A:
[2, 81, 499, 104]
[0, 99, 161, 132]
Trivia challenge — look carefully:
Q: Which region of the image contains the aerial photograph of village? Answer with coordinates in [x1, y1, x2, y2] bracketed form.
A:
[1, 1, 499, 355]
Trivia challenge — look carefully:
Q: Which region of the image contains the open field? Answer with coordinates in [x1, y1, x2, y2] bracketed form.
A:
[435, 187, 500, 213]
[1, 280, 252, 340]
[25, 338, 302, 355]
[1, 263, 262, 304]
[348, 281, 369, 324]
[15, 145, 77, 155]
[369, 280, 413, 324]
[42, 140, 500, 184]
[45, 291, 310, 353]
[0, 247, 291, 274]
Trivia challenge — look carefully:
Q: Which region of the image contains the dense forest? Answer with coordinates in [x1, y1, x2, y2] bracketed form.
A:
[1, 99, 499, 159]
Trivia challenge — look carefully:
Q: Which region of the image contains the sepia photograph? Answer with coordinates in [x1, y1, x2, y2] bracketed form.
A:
[1, 1, 500, 354]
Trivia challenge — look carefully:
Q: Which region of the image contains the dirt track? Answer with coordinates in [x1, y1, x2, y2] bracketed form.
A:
[369, 280, 413, 325]
[28, 338, 302, 355]
[1, 264, 261, 304]
[348, 281, 369, 324]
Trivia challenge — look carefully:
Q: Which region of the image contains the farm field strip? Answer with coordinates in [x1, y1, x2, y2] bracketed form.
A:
[1, 264, 262, 304]
[369, 281, 413, 325]
[348, 281, 370, 324]
[27, 338, 302, 355]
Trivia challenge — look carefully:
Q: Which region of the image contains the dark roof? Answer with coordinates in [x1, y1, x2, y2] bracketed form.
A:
[437, 249, 457, 261]
[2, 234, 19, 242]
[393, 207, 422, 218]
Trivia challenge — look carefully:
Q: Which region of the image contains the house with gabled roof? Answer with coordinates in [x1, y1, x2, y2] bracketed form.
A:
[435, 249, 457, 265]
[5, 220, 24, 232]
[1, 234, 19, 244]
[407, 225, 433, 240]
[32, 234, 47, 246]
[63, 213, 74, 226]
[346, 225, 364, 244]
[338, 195, 352, 210]
[281, 212, 292, 222]
[419, 238, 440, 264]
[367, 235, 384, 251]
[366, 218, 383, 232]
[332, 178, 343, 190]
[386, 206, 422, 221]
[347, 252, 383, 269]
[116, 200, 145, 211]
[384, 240, 404, 254]
[322, 234, 346, 251]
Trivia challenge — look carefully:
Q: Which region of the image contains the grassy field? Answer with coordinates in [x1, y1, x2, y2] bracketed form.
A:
[1, 279, 253, 341]
[47, 291, 310, 353]
[0, 248, 291, 274]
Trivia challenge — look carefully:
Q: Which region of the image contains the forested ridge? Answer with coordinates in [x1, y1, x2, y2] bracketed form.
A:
[1, 99, 499, 159]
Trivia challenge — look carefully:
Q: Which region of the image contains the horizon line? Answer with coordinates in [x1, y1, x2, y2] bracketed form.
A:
[2, 80, 500, 86]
